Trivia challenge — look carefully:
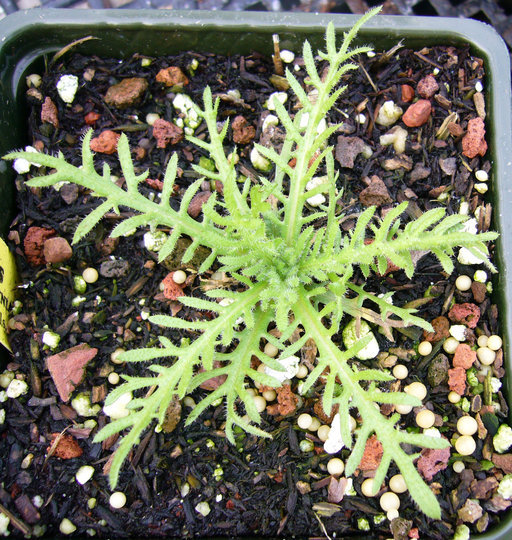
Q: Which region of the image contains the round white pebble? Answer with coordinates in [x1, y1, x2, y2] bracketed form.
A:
[108, 372, 120, 385]
[263, 342, 279, 357]
[448, 391, 462, 404]
[443, 337, 459, 354]
[477, 335, 489, 348]
[262, 389, 276, 402]
[416, 409, 435, 429]
[392, 364, 408, 380]
[172, 270, 187, 284]
[487, 335, 502, 351]
[82, 267, 99, 284]
[317, 425, 331, 442]
[453, 460, 465, 473]
[253, 395, 267, 413]
[475, 169, 488, 182]
[457, 415, 478, 436]
[309, 417, 321, 432]
[404, 382, 427, 401]
[477, 347, 496, 366]
[296, 364, 309, 379]
[111, 348, 125, 365]
[109, 491, 127, 509]
[395, 404, 413, 415]
[455, 435, 476, 456]
[327, 458, 345, 476]
[389, 474, 407, 494]
[387, 508, 399, 520]
[380, 492, 400, 511]
[297, 413, 313, 430]
[361, 478, 377, 497]
[418, 341, 433, 356]
[455, 275, 472, 292]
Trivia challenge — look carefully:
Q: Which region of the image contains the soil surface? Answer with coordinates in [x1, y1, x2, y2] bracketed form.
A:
[0, 36, 509, 539]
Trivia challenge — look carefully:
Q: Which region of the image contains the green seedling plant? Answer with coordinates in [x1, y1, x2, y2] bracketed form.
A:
[5, 7, 498, 520]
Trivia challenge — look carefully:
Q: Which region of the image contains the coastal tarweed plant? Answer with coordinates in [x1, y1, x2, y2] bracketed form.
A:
[5, 7, 499, 519]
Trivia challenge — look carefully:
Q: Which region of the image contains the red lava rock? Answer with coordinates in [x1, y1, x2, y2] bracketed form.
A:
[267, 385, 298, 416]
[408, 529, 420, 539]
[231, 115, 256, 144]
[448, 366, 466, 395]
[188, 191, 212, 218]
[46, 344, 98, 402]
[90, 130, 120, 154]
[152, 118, 184, 148]
[423, 316, 450, 342]
[453, 343, 477, 370]
[358, 435, 383, 472]
[84, 111, 101, 126]
[401, 84, 415, 102]
[402, 99, 431, 127]
[24, 226, 56, 266]
[471, 281, 487, 304]
[41, 96, 59, 128]
[462, 117, 487, 158]
[48, 433, 83, 459]
[314, 400, 339, 424]
[492, 453, 512, 474]
[335, 136, 366, 169]
[145, 178, 164, 191]
[416, 75, 439, 99]
[359, 175, 392, 207]
[417, 445, 450, 481]
[104, 77, 148, 109]
[448, 302, 480, 328]
[156, 66, 189, 87]
[161, 272, 185, 300]
[43, 236, 73, 264]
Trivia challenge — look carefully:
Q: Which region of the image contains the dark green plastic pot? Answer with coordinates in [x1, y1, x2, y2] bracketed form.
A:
[0, 8, 511, 539]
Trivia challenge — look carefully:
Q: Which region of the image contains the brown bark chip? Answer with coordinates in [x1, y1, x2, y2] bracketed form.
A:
[492, 453, 512, 474]
[471, 281, 487, 304]
[462, 117, 487, 158]
[188, 191, 212, 218]
[46, 344, 98, 402]
[104, 77, 148, 109]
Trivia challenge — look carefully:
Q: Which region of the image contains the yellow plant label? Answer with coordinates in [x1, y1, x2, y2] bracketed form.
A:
[0, 237, 17, 352]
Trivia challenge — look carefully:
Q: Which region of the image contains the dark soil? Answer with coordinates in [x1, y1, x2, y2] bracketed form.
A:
[0, 36, 508, 539]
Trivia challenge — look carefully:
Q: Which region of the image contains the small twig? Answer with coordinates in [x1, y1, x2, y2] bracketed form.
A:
[414, 50, 443, 70]
[358, 61, 377, 92]
[313, 512, 333, 540]
[0, 502, 31, 536]
[272, 34, 284, 76]
[51, 36, 99, 65]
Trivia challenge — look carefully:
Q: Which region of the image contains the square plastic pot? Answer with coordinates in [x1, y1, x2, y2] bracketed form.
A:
[0, 8, 511, 539]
